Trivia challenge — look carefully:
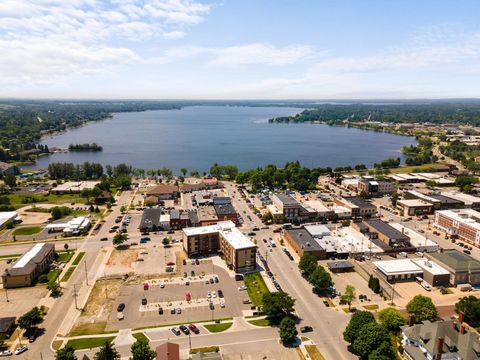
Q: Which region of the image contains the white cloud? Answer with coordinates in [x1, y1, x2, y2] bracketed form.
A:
[0, 0, 211, 86]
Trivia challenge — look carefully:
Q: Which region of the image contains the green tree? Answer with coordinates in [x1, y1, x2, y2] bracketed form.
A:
[298, 254, 318, 278]
[47, 281, 62, 297]
[162, 237, 170, 247]
[262, 211, 273, 222]
[279, 316, 297, 344]
[352, 323, 390, 359]
[262, 292, 295, 316]
[130, 338, 156, 360]
[112, 233, 127, 247]
[406, 295, 439, 323]
[343, 311, 375, 344]
[180, 168, 188, 177]
[455, 296, 480, 324]
[368, 340, 395, 360]
[341, 285, 356, 311]
[80, 188, 92, 204]
[113, 174, 132, 190]
[3, 173, 16, 188]
[18, 307, 43, 331]
[378, 307, 406, 331]
[94, 342, 120, 360]
[55, 345, 77, 360]
[308, 266, 333, 294]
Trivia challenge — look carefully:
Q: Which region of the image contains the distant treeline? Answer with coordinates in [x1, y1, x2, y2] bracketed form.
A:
[68, 143, 103, 151]
[268, 102, 480, 126]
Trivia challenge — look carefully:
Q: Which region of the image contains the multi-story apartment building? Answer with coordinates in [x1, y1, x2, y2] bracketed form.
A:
[271, 193, 304, 221]
[357, 176, 396, 197]
[182, 221, 256, 272]
[334, 196, 377, 218]
[434, 209, 480, 246]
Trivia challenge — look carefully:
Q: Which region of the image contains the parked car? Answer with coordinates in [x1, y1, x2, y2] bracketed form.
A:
[176, 308, 182, 314]
[238, 285, 247, 291]
[242, 299, 252, 304]
[166, 261, 175, 266]
[235, 274, 244, 281]
[100, 237, 108, 241]
[188, 324, 200, 334]
[158, 307, 163, 315]
[0, 350, 13, 356]
[141, 298, 147, 305]
[170, 308, 175, 314]
[171, 327, 181, 336]
[209, 302, 215, 310]
[195, 259, 200, 265]
[179, 325, 190, 335]
[300, 326, 313, 333]
[183, 272, 187, 278]
[117, 303, 125, 312]
[14, 346, 28, 355]
[464, 249, 472, 255]
[191, 270, 195, 277]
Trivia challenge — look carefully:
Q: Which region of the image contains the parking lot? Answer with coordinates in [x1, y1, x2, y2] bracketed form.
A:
[105, 260, 253, 331]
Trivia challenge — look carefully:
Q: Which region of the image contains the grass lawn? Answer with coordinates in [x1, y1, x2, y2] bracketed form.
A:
[52, 340, 63, 351]
[203, 322, 233, 333]
[243, 272, 269, 306]
[68, 322, 111, 336]
[65, 336, 115, 350]
[12, 226, 43, 236]
[191, 346, 220, 354]
[305, 345, 326, 360]
[72, 252, 86, 266]
[386, 162, 447, 174]
[248, 317, 281, 327]
[7, 193, 85, 208]
[57, 251, 74, 263]
[0, 253, 20, 259]
[47, 268, 61, 283]
[363, 304, 379, 311]
[132, 332, 148, 342]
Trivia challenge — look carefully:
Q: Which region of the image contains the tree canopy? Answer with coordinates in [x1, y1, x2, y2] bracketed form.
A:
[378, 307, 406, 331]
[455, 296, 480, 325]
[406, 295, 439, 323]
[94, 342, 120, 360]
[279, 316, 297, 344]
[18, 306, 43, 331]
[55, 346, 77, 360]
[261, 292, 295, 316]
[298, 254, 318, 277]
[343, 311, 375, 344]
[352, 323, 390, 359]
[130, 338, 156, 360]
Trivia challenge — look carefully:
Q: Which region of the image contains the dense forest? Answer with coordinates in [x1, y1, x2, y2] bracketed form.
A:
[269, 101, 480, 126]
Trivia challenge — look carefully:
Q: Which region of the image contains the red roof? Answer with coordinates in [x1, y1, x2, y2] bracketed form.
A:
[156, 342, 180, 360]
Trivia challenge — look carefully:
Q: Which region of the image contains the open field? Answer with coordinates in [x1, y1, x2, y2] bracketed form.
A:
[66, 336, 115, 350]
[12, 226, 43, 236]
[7, 193, 86, 208]
[243, 272, 269, 306]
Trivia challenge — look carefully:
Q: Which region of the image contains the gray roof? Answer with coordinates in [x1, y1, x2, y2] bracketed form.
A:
[402, 319, 480, 360]
[139, 208, 162, 228]
[327, 261, 354, 270]
[0, 317, 15, 333]
[214, 203, 236, 216]
[274, 193, 300, 206]
[364, 219, 410, 242]
[430, 194, 464, 206]
[286, 229, 324, 252]
[213, 197, 231, 205]
[344, 196, 376, 209]
[3, 243, 54, 276]
[428, 250, 480, 272]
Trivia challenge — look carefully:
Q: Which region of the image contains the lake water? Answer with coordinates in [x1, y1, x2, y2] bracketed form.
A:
[27, 106, 415, 173]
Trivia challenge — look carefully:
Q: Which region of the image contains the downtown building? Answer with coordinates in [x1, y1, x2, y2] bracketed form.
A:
[182, 221, 256, 272]
[434, 209, 480, 247]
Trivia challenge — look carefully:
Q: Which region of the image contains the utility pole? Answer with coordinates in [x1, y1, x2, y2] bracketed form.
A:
[188, 331, 192, 353]
[84, 259, 89, 286]
[390, 280, 396, 306]
[4, 287, 9, 302]
[73, 284, 78, 309]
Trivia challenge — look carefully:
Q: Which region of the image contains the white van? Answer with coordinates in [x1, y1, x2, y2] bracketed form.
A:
[270, 240, 276, 248]
[421, 282, 432, 291]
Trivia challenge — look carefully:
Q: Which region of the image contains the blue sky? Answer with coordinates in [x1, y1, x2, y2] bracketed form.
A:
[0, 0, 479, 99]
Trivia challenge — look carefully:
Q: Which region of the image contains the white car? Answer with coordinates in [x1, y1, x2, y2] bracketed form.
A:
[14, 346, 27, 355]
[0, 350, 12, 356]
[207, 291, 211, 298]
[212, 291, 217, 298]
[220, 299, 225, 308]
[160, 282, 165, 288]
[238, 285, 247, 291]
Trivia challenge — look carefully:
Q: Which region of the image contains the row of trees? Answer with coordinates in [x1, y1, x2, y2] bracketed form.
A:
[298, 254, 333, 294]
[261, 291, 298, 343]
[55, 337, 156, 360]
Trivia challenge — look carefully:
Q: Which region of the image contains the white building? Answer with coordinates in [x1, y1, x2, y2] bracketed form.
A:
[51, 181, 100, 194]
[0, 211, 20, 229]
[389, 223, 439, 252]
[46, 216, 92, 236]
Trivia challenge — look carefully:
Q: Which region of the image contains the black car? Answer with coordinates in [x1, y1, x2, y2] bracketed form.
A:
[141, 298, 147, 305]
[100, 237, 108, 241]
[167, 230, 174, 234]
[209, 302, 215, 310]
[179, 325, 190, 335]
[158, 307, 163, 315]
[117, 303, 125, 312]
[463, 249, 472, 255]
[323, 300, 330, 307]
[235, 274, 244, 281]
[214, 276, 219, 283]
[218, 289, 224, 298]
[300, 326, 313, 333]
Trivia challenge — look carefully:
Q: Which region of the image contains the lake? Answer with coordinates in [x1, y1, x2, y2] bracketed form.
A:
[27, 106, 415, 173]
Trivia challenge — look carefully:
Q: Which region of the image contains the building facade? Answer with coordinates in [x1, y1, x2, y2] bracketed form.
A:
[434, 209, 480, 246]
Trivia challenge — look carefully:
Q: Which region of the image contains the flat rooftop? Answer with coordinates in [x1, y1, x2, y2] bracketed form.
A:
[398, 199, 433, 208]
[374, 258, 423, 276]
[274, 193, 300, 206]
[436, 209, 480, 231]
[389, 223, 438, 251]
[183, 221, 255, 250]
[303, 200, 331, 213]
[344, 197, 375, 209]
[285, 228, 324, 252]
[304, 224, 331, 237]
[51, 181, 99, 192]
[442, 191, 480, 206]
[364, 219, 410, 241]
[428, 249, 480, 272]
[411, 259, 449, 275]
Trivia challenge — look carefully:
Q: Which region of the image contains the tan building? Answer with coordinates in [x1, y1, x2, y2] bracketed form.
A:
[434, 209, 480, 246]
[397, 199, 433, 216]
[182, 221, 256, 272]
[2, 243, 55, 288]
[197, 206, 219, 226]
[145, 184, 179, 202]
[283, 228, 326, 260]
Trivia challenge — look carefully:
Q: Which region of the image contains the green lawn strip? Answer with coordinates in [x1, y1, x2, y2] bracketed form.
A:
[65, 336, 115, 350]
[68, 322, 115, 337]
[12, 226, 43, 236]
[248, 317, 281, 327]
[6, 193, 85, 207]
[72, 252, 86, 265]
[305, 345, 326, 360]
[132, 317, 233, 331]
[203, 322, 233, 333]
[0, 253, 21, 259]
[132, 332, 148, 342]
[47, 268, 61, 282]
[57, 252, 74, 263]
[243, 272, 269, 306]
[60, 266, 76, 282]
[190, 346, 220, 354]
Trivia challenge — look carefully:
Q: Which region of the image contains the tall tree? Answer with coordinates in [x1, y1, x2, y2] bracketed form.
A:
[298, 254, 318, 277]
[343, 311, 375, 344]
[262, 292, 295, 316]
[3, 173, 16, 188]
[308, 266, 333, 294]
[180, 168, 188, 177]
[18, 307, 43, 332]
[455, 296, 480, 324]
[352, 323, 390, 359]
[406, 295, 439, 323]
[130, 338, 156, 360]
[341, 285, 356, 311]
[378, 307, 406, 331]
[279, 316, 297, 344]
[55, 346, 77, 360]
[94, 342, 120, 360]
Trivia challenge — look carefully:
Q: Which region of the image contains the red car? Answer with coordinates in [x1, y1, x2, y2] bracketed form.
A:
[195, 259, 200, 265]
[182, 259, 187, 265]
[188, 324, 200, 334]
[166, 261, 175, 266]
[273, 228, 282, 233]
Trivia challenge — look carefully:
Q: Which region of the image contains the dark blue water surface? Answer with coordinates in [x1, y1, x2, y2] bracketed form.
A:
[26, 106, 415, 173]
